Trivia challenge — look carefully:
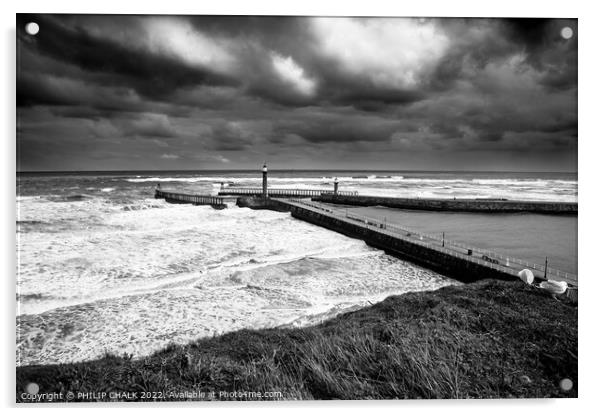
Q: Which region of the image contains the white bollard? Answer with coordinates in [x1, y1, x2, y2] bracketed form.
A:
[518, 269, 534, 285]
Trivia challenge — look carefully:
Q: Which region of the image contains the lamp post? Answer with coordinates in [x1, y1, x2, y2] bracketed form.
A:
[544, 256, 548, 279]
[262, 163, 268, 199]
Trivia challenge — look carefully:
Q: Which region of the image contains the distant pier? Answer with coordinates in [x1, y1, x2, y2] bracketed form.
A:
[314, 194, 578, 215]
[219, 187, 358, 198]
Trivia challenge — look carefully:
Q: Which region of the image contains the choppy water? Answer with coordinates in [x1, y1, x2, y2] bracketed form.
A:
[16, 170, 576, 366]
[120, 170, 577, 202]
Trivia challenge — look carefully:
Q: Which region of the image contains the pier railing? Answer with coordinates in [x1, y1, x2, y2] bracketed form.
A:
[285, 198, 577, 285]
[155, 189, 225, 206]
[218, 187, 359, 197]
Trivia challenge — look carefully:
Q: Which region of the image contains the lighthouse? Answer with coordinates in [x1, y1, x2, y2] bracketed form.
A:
[262, 163, 268, 199]
[334, 177, 339, 196]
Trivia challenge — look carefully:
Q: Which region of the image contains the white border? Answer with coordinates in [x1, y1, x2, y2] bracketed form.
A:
[2, 1, 599, 415]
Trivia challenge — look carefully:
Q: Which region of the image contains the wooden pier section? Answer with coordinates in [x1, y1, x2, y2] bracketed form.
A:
[155, 189, 227, 209]
[219, 187, 358, 198]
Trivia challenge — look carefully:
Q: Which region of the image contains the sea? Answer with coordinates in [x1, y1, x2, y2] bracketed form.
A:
[16, 170, 578, 366]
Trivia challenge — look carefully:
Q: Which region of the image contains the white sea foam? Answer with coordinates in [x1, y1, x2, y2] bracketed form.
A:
[336, 177, 577, 202]
[17, 201, 375, 315]
[16, 196, 42, 202]
[126, 175, 407, 184]
[16, 193, 456, 365]
[17, 251, 455, 366]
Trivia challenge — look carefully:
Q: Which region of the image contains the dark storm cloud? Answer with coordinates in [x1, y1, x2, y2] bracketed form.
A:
[207, 122, 256, 151]
[97, 114, 181, 139]
[16, 14, 577, 171]
[503, 18, 575, 63]
[273, 113, 402, 144]
[321, 78, 427, 111]
[18, 14, 238, 100]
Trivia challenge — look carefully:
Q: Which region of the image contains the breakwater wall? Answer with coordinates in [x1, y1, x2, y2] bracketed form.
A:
[155, 189, 227, 209]
[288, 205, 516, 284]
[313, 194, 577, 215]
[236, 196, 292, 212]
[236, 197, 515, 284]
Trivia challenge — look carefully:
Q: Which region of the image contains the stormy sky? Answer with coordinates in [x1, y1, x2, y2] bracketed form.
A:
[17, 14, 577, 171]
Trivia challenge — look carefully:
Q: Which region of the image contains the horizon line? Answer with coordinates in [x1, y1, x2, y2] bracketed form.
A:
[16, 168, 578, 174]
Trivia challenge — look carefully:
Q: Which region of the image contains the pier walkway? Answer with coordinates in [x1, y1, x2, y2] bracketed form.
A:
[275, 198, 578, 287]
[219, 187, 358, 198]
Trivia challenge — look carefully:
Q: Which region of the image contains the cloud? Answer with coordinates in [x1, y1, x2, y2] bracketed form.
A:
[312, 18, 449, 89]
[83, 113, 181, 140]
[270, 53, 317, 96]
[122, 113, 179, 138]
[141, 17, 237, 75]
[212, 155, 230, 163]
[16, 15, 578, 171]
[17, 14, 237, 101]
[205, 120, 271, 151]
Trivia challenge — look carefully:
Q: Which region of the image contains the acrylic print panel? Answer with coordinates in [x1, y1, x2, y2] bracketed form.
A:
[16, 14, 577, 402]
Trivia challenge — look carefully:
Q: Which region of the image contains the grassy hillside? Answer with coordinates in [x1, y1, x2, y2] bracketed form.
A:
[16, 279, 577, 401]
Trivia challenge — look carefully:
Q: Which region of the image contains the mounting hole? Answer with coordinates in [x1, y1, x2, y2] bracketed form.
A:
[25, 22, 39, 36]
[559, 378, 573, 391]
[25, 382, 39, 395]
[560, 26, 573, 40]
